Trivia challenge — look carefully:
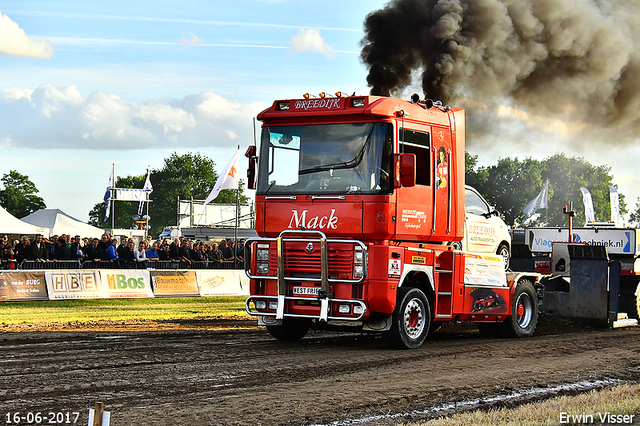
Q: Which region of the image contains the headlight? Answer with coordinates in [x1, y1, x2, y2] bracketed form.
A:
[338, 304, 351, 314]
[257, 262, 269, 275]
[353, 305, 364, 315]
[353, 249, 365, 278]
[255, 300, 267, 310]
[354, 265, 364, 278]
[257, 249, 270, 261]
[268, 300, 278, 310]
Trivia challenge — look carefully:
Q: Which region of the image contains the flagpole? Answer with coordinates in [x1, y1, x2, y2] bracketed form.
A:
[234, 145, 240, 267]
[145, 192, 149, 241]
[546, 179, 549, 224]
[111, 163, 115, 232]
[145, 166, 150, 240]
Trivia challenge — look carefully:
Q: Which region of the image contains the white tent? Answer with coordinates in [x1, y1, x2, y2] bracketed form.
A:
[0, 205, 48, 236]
[21, 209, 104, 238]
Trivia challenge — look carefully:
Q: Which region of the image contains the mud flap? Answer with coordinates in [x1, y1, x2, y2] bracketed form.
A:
[276, 294, 285, 320]
[319, 298, 329, 322]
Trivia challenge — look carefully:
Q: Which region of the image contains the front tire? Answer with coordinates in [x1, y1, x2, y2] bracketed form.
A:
[385, 287, 431, 349]
[500, 280, 537, 338]
[497, 243, 510, 271]
[266, 318, 311, 341]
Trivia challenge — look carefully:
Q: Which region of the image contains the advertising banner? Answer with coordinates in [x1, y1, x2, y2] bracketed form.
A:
[0, 271, 48, 301]
[150, 271, 199, 297]
[99, 270, 153, 298]
[45, 270, 101, 299]
[196, 270, 250, 296]
[526, 228, 639, 255]
[115, 188, 146, 201]
[463, 254, 508, 288]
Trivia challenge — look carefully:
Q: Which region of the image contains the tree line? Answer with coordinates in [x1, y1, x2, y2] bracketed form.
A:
[86, 152, 249, 234]
[466, 152, 627, 227]
[1, 151, 639, 234]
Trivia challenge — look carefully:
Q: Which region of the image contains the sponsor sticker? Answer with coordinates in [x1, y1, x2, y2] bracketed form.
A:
[389, 259, 401, 278]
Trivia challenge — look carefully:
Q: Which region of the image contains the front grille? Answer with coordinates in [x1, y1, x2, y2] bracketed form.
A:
[283, 244, 353, 278]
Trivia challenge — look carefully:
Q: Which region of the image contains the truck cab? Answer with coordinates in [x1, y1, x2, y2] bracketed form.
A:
[244, 94, 538, 348]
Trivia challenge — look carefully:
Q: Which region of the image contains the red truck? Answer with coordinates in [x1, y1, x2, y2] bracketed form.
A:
[243, 94, 541, 348]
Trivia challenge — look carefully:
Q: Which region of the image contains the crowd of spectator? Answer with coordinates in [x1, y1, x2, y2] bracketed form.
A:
[0, 232, 246, 270]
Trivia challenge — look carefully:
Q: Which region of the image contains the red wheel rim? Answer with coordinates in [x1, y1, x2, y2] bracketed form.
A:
[408, 309, 418, 328]
[517, 302, 525, 318]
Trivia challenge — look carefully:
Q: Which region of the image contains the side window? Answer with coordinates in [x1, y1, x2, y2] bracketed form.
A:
[465, 189, 490, 215]
[399, 129, 430, 186]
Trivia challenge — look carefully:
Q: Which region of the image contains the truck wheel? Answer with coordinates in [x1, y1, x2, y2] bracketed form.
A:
[266, 318, 311, 341]
[385, 287, 431, 349]
[497, 243, 510, 270]
[500, 279, 537, 338]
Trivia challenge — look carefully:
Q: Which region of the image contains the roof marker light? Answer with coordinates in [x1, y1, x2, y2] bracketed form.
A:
[351, 98, 365, 108]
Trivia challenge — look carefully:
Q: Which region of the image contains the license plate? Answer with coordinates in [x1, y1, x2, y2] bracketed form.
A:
[292, 286, 320, 296]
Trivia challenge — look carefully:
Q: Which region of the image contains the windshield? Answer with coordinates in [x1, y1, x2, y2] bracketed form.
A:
[257, 123, 393, 195]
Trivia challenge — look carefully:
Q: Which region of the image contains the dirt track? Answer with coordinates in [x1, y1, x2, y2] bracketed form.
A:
[1, 319, 639, 426]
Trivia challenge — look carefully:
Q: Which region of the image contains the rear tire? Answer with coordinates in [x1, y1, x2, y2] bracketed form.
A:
[499, 279, 537, 338]
[385, 287, 431, 349]
[266, 318, 311, 341]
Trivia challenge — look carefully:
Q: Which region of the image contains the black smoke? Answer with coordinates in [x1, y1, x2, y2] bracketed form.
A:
[361, 0, 640, 139]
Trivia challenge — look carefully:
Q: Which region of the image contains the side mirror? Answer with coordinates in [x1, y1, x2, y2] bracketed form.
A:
[395, 153, 416, 188]
[245, 145, 257, 190]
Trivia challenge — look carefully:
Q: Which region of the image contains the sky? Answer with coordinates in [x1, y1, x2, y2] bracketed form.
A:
[0, 0, 389, 223]
[1, 0, 639, 225]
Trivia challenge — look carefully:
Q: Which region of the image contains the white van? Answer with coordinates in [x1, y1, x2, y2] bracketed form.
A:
[454, 186, 512, 269]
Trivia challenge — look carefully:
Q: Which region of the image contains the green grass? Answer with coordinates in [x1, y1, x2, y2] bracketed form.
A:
[0, 296, 250, 325]
[400, 384, 640, 426]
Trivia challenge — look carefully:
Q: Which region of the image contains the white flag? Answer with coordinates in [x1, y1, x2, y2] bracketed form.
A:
[103, 168, 114, 222]
[522, 179, 549, 220]
[610, 185, 620, 224]
[580, 187, 595, 224]
[204, 150, 240, 205]
[138, 169, 153, 215]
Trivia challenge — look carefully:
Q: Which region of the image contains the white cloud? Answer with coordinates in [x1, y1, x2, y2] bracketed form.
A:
[0, 84, 268, 150]
[178, 33, 205, 46]
[0, 12, 54, 59]
[290, 29, 334, 58]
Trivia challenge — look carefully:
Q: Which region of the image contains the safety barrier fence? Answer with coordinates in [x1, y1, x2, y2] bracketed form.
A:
[0, 268, 250, 302]
[1, 259, 241, 270]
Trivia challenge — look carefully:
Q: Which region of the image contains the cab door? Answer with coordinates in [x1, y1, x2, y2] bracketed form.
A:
[394, 126, 433, 241]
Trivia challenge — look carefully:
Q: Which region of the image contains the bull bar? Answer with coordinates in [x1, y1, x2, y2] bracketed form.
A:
[244, 230, 368, 322]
